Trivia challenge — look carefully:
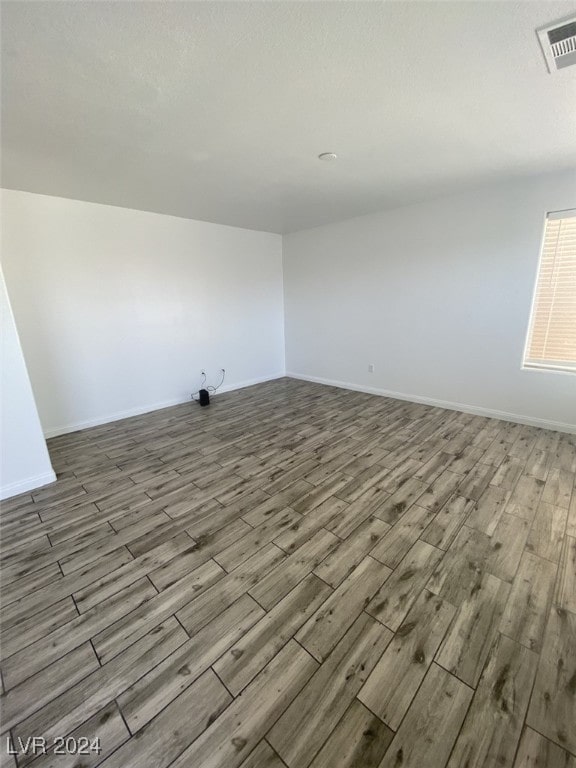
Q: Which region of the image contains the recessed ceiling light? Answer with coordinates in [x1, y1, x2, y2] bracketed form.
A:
[318, 152, 338, 161]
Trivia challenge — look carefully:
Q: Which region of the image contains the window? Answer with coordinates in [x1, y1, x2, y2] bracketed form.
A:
[523, 209, 576, 373]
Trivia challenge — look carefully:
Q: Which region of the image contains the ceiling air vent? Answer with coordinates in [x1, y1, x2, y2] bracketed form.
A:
[537, 16, 576, 72]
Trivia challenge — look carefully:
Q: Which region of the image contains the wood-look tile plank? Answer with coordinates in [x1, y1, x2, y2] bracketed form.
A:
[499, 551, 557, 652]
[168, 640, 318, 768]
[457, 461, 497, 501]
[58, 512, 171, 574]
[416, 469, 462, 513]
[0, 512, 50, 549]
[0, 595, 79, 660]
[324, 486, 390, 538]
[123, 515, 199, 558]
[420, 495, 474, 550]
[1, 379, 573, 768]
[308, 699, 393, 768]
[335, 465, 390, 504]
[369, 477, 428, 526]
[176, 499, 255, 545]
[249, 529, 339, 610]
[92, 488, 154, 518]
[118, 595, 264, 727]
[148, 517, 251, 589]
[49, 506, 128, 546]
[1, 547, 133, 629]
[509, 433, 537, 461]
[378, 663, 473, 768]
[214, 483, 271, 515]
[273, 497, 348, 553]
[554, 535, 576, 614]
[103, 670, 231, 768]
[486, 513, 530, 582]
[524, 448, 553, 481]
[413, 451, 454, 484]
[264, 459, 320, 496]
[379, 457, 423, 491]
[567, 491, 576, 538]
[291, 473, 350, 515]
[296, 556, 390, 661]
[505, 475, 545, 522]
[313, 516, 389, 587]
[448, 634, 538, 768]
[161, 491, 223, 521]
[490, 455, 525, 490]
[73, 535, 193, 612]
[241, 480, 313, 527]
[238, 741, 285, 768]
[214, 507, 301, 571]
[268, 614, 392, 768]
[91, 559, 223, 663]
[31, 478, 87, 505]
[358, 589, 455, 729]
[526, 502, 568, 563]
[366, 539, 443, 631]
[1, 577, 157, 688]
[371, 503, 436, 568]
[527, 604, 576, 754]
[478, 436, 509, 467]
[426, 524, 490, 606]
[339, 447, 390, 479]
[554, 438, 576, 473]
[0, 534, 52, 567]
[0, 525, 116, 585]
[541, 469, 573, 509]
[435, 572, 510, 687]
[13, 618, 188, 751]
[17, 701, 130, 768]
[465, 484, 509, 536]
[176, 543, 285, 636]
[1, 643, 100, 731]
[513, 727, 576, 768]
[214, 573, 331, 695]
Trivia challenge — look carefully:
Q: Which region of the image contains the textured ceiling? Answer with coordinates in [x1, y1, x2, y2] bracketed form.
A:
[2, 1, 576, 233]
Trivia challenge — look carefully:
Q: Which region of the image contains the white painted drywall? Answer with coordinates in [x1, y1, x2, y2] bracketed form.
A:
[1, 190, 285, 436]
[284, 171, 576, 432]
[1, 267, 55, 498]
[4, 2, 576, 233]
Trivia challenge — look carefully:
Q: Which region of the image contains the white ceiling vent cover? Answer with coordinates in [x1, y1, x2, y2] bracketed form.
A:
[537, 16, 576, 72]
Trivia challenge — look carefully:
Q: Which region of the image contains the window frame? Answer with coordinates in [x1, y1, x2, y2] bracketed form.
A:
[521, 207, 576, 376]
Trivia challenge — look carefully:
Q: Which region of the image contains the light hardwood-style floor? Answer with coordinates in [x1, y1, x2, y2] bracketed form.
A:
[1, 378, 575, 768]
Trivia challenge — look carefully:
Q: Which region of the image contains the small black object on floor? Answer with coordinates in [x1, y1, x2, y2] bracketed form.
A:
[198, 388, 210, 406]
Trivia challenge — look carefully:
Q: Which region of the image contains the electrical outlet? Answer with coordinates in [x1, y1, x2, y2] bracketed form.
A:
[368, 364, 375, 373]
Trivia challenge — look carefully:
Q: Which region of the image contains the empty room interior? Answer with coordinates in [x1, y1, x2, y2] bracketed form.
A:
[1, 1, 576, 767]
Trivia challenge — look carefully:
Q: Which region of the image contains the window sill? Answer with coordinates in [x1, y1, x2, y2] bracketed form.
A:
[522, 363, 576, 376]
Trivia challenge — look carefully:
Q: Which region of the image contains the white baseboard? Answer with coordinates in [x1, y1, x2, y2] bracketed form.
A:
[286, 372, 576, 435]
[0, 470, 57, 501]
[216, 372, 286, 396]
[44, 372, 286, 438]
[44, 397, 193, 438]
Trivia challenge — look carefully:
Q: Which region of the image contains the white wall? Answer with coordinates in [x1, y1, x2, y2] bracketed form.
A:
[0, 267, 55, 498]
[284, 171, 576, 432]
[1, 190, 285, 436]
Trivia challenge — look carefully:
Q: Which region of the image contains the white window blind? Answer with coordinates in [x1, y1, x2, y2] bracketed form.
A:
[523, 209, 576, 373]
